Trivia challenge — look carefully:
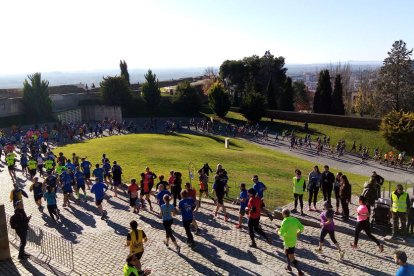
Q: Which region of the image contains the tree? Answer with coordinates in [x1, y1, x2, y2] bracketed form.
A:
[240, 82, 266, 122]
[353, 69, 377, 116]
[173, 81, 202, 115]
[141, 69, 161, 116]
[208, 82, 231, 117]
[313, 70, 332, 114]
[280, 77, 294, 111]
[22, 73, 52, 121]
[376, 40, 414, 113]
[293, 81, 310, 111]
[120, 60, 130, 85]
[330, 62, 352, 113]
[100, 76, 131, 106]
[380, 111, 414, 153]
[331, 74, 345, 115]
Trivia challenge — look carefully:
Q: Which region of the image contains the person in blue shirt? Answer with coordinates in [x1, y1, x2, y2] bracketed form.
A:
[74, 166, 87, 202]
[91, 178, 108, 220]
[29, 177, 44, 212]
[252, 175, 273, 221]
[102, 158, 112, 187]
[80, 157, 92, 189]
[395, 250, 414, 276]
[43, 186, 60, 222]
[20, 154, 28, 175]
[157, 184, 171, 206]
[65, 160, 76, 172]
[236, 183, 249, 229]
[92, 164, 104, 183]
[60, 168, 75, 207]
[178, 190, 196, 247]
[160, 194, 180, 252]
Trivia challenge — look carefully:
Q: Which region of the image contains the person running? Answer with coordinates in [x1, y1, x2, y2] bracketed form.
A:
[156, 175, 169, 192]
[103, 158, 112, 188]
[292, 169, 306, 216]
[44, 170, 58, 192]
[197, 169, 210, 208]
[252, 175, 273, 220]
[80, 157, 92, 189]
[6, 151, 17, 182]
[350, 196, 384, 252]
[212, 173, 229, 221]
[278, 208, 304, 276]
[235, 183, 249, 229]
[160, 194, 180, 252]
[28, 156, 37, 180]
[246, 188, 270, 248]
[168, 170, 175, 188]
[60, 168, 75, 207]
[20, 153, 29, 176]
[128, 179, 140, 213]
[92, 164, 104, 183]
[156, 183, 171, 207]
[143, 167, 156, 198]
[112, 161, 123, 197]
[74, 166, 87, 202]
[315, 201, 345, 259]
[185, 182, 200, 234]
[307, 166, 321, 211]
[29, 177, 44, 212]
[10, 184, 28, 209]
[178, 189, 196, 247]
[126, 220, 148, 272]
[171, 171, 182, 207]
[91, 177, 109, 220]
[394, 250, 414, 276]
[339, 175, 352, 221]
[43, 185, 60, 222]
[139, 173, 153, 211]
[123, 254, 151, 276]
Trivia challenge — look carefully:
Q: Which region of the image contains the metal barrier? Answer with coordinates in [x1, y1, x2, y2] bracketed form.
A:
[6, 213, 75, 272]
[386, 180, 414, 198]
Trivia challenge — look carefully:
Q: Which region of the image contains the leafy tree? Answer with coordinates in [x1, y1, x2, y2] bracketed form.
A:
[141, 69, 161, 116]
[173, 81, 202, 115]
[293, 81, 310, 111]
[376, 40, 414, 113]
[353, 87, 375, 116]
[100, 76, 131, 106]
[331, 74, 345, 115]
[22, 73, 53, 121]
[240, 87, 266, 123]
[280, 77, 294, 111]
[208, 82, 231, 117]
[380, 111, 414, 153]
[313, 70, 332, 114]
[120, 60, 130, 85]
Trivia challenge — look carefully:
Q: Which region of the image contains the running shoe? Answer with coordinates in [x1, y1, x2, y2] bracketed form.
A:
[267, 214, 274, 221]
[284, 265, 292, 272]
[315, 248, 322, 254]
[339, 250, 345, 260]
[163, 240, 169, 247]
[235, 224, 241, 229]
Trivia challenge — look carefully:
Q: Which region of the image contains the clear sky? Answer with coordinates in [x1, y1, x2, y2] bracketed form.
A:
[1, 0, 413, 74]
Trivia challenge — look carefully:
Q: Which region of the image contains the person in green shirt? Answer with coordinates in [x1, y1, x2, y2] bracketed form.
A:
[278, 208, 305, 276]
[6, 152, 17, 182]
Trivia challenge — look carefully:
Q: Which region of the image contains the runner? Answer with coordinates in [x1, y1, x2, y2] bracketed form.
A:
[112, 161, 123, 197]
[126, 220, 148, 272]
[10, 184, 28, 208]
[197, 169, 210, 209]
[103, 158, 112, 188]
[246, 188, 270, 248]
[44, 170, 58, 192]
[28, 156, 37, 180]
[212, 173, 228, 221]
[235, 183, 248, 229]
[139, 173, 153, 211]
[43, 185, 60, 222]
[307, 166, 321, 211]
[171, 171, 182, 207]
[60, 168, 75, 207]
[6, 151, 17, 182]
[143, 167, 157, 199]
[128, 179, 140, 213]
[160, 194, 180, 252]
[80, 157, 92, 189]
[74, 166, 87, 202]
[20, 153, 29, 176]
[92, 164, 105, 183]
[91, 177, 109, 220]
[156, 183, 171, 206]
[350, 196, 384, 252]
[178, 189, 196, 247]
[156, 175, 169, 192]
[123, 254, 151, 276]
[315, 201, 345, 259]
[278, 208, 304, 276]
[252, 175, 273, 220]
[292, 169, 306, 216]
[185, 182, 200, 234]
[394, 250, 414, 276]
[29, 177, 44, 211]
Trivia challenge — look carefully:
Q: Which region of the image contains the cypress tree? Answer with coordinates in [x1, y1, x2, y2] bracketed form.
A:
[313, 70, 332, 114]
[280, 77, 294, 111]
[331, 74, 345, 115]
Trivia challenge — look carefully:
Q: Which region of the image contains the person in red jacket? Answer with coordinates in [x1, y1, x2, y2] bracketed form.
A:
[246, 188, 270, 248]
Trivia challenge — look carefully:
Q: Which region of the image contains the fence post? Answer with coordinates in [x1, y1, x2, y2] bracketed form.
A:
[388, 181, 391, 198]
[0, 204, 11, 260]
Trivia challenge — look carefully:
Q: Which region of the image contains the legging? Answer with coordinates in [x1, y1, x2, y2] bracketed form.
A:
[47, 204, 58, 221]
[162, 219, 176, 242]
[354, 219, 380, 246]
[341, 198, 349, 218]
[308, 188, 319, 207]
[320, 228, 337, 244]
[294, 193, 303, 210]
[172, 189, 181, 207]
[183, 219, 194, 243]
[248, 217, 268, 243]
[334, 186, 340, 209]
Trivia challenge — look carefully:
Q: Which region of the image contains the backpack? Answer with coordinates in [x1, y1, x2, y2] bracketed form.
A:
[10, 213, 19, 230]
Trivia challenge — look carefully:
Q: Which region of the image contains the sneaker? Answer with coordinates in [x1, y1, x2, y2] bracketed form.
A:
[249, 243, 257, 248]
[235, 224, 242, 229]
[285, 265, 292, 272]
[350, 243, 357, 249]
[300, 211, 304, 216]
[163, 240, 169, 247]
[339, 250, 345, 260]
[315, 248, 322, 254]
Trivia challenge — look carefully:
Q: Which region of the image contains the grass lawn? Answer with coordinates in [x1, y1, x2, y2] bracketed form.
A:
[56, 133, 373, 208]
[201, 110, 395, 154]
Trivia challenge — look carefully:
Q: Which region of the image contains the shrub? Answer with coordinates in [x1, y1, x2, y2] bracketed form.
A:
[173, 81, 202, 115]
[240, 92, 266, 123]
[380, 111, 414, 153]
[208, 82, 231, 118]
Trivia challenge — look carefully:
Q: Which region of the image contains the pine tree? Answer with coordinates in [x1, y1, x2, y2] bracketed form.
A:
[313, 70, 332, 114]
[120, 60, 130, 85]
[331, 74, 345, 115]
[22, 73, 52, 121]
[100, 76, 131, 106]
[141, 69, 161, 116]
[280, 77, 294, 111]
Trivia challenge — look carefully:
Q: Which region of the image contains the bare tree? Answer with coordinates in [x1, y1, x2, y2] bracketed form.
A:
[204, 67, 218, 78]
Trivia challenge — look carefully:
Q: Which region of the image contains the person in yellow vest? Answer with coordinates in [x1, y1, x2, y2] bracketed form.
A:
[292, 169, 306, 216]
[6, 152, 17, 182]
[44, 158, 55, 173]
[391, 184, 410, 238]
[28, 157, 38, 180]
[123, 254, 151, 276]
[126, 220, 147, 272]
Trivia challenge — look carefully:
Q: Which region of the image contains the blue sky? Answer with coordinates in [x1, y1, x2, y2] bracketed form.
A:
[0, 0, 413, 74]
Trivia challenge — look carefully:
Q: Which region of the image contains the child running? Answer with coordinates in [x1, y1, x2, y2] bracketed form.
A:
[160, 194, 180, 252]
[315, 201, 345, 259]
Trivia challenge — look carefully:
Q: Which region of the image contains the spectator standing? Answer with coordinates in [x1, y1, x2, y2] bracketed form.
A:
[320, 165, 335, 208]
[292, 170, 306, 216]
[307, 166, 321, 211]
[391, 184, 410, 238]
[10, 202, 32, 259]
[372, 171, 385, 199]
[339, 175, 352, 221]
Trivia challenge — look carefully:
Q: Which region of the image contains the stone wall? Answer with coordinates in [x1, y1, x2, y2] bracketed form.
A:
[81, 105, 122, 122]
[0, 98, 24, 117]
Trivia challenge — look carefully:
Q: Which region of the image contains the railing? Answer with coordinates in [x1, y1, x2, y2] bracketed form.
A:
[6, 213, 75, 272]
[385, 180, 414, 199]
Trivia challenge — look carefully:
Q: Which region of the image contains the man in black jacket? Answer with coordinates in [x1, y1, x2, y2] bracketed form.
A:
[372, 171, 385, 199]
[320, 165, 335, 208]
[12, 201, 31, 259]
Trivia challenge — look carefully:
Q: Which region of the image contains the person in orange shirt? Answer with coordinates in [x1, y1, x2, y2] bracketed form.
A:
[128, 179, 140, 213]
[139, 173, 152, 211]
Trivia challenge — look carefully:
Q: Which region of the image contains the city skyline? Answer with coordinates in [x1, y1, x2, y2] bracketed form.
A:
[1, 0, 413, 74]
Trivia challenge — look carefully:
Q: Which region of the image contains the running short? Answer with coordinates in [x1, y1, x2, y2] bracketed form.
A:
[29, 169, 36, 176]
[285, 247, 295, 254]
[130, 197, 137, 207]
[216, 194, 224, 205]
[8, 165, 15, 171]
[95, 199, 103, 205]
[113, 179, 121, 187]
[63, 188, 73, 195]
[77, 184, 85, 190]
[141, 191, 150, 195]
[134, 251, 144, 260]
[239, 208, 246, 216]
[84, 173, 91, 179]
[104, 172, 111, 178]
[34, 194, 43, 201]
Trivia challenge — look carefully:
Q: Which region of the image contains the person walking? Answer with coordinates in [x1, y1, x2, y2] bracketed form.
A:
[246, 188, 270, 248]
[278, 208, 304, 276]
[391, 184, 410, 238]
[350, 196, 383, 252]
[126, 220, 148, 272]
[320, 165, 335, 208]
[160, 194, 180, 252]
[10, 202, 32, 259]
[315, 202, 345, 259]
[339, 175, 352, 221]
[394, 250, 414, 276]
[307, 166, 321, 211]
[292, 169, 306, 216]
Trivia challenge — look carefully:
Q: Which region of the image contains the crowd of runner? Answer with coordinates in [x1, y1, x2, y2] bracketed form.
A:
[3, 121, 414, 276]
